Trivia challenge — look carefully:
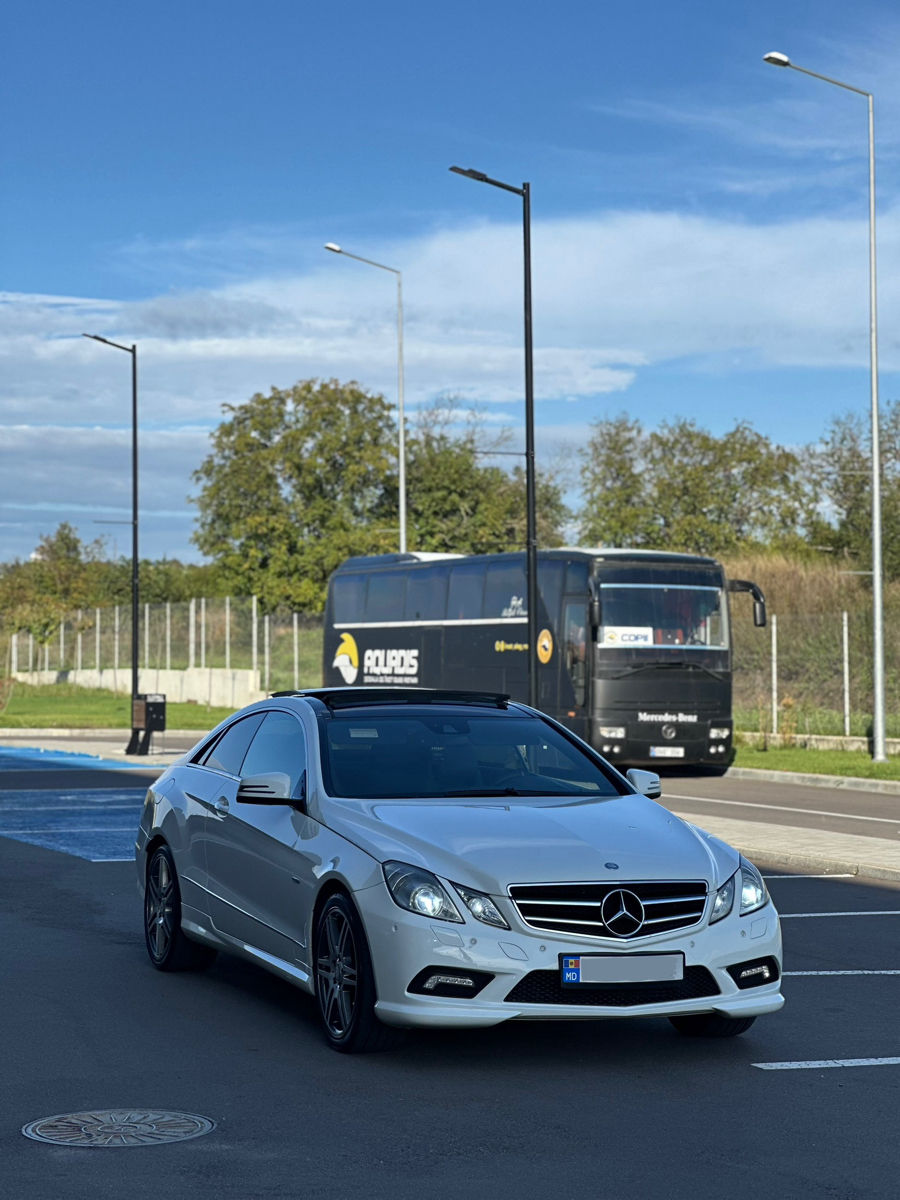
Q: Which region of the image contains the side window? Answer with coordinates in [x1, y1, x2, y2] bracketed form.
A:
[366, 571, 404, 622]
[199, 714, 265, 776]
[564, 601, 587, 708]
[240, 711, 307, 798]
[404, 564, 448, 620]
[484, 563, 527, 618]
[331, 573, 367, 624]
[447, 562, 485, 620]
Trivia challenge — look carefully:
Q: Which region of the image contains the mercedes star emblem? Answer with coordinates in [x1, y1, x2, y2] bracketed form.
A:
[601, 888, 645, 936]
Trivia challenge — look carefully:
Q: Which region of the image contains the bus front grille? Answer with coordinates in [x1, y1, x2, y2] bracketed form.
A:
[508, 880, 708, 940]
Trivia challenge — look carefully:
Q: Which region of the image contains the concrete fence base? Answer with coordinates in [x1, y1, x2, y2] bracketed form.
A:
[14, 668, 265, 710]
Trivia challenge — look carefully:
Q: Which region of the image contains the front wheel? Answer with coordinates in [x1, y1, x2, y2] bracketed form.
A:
[314, 893, 403, 1053]
[144, 845, 216, 972]
[669, 1012, 756, 1038]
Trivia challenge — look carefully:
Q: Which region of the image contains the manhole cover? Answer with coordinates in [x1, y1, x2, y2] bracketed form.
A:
[22, 1109, 215, 1147]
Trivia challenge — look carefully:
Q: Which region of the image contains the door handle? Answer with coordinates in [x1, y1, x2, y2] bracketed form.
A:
[214, 796, 230, 814]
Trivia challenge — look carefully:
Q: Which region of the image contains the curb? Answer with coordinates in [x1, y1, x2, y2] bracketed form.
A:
[742, 848, 900, 884]
[725, 765, 900, 796]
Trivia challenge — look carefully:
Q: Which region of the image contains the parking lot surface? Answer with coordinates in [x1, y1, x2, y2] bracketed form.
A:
[1, 749, 899, 1198]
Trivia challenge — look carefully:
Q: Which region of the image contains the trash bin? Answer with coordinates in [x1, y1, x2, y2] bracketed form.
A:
[129, 693, 167, 755]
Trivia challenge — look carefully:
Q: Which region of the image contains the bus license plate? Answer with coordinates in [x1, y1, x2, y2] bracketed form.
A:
[650, 746, 685, 758]
[561, 954, 684, 985]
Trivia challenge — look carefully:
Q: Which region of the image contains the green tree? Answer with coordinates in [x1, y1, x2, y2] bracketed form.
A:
[406, 407, 568, 553]
[811, 400, 900, 579]
[578, 415, 811, 556]
[192, 379, 397, 611]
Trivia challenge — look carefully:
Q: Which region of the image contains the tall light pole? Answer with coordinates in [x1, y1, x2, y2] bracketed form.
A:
[763, 51, 886, 762]
[449, 166, 538, 708]
[83, 333, 142, 755]
[324, 243, 407, 553]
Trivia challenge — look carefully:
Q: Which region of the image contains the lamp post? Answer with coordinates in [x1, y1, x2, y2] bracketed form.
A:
[763, 51, 886, 762]
[324, 243, 407, 554]
[449, 166, 538, 709]
[82, 333, 142, 755]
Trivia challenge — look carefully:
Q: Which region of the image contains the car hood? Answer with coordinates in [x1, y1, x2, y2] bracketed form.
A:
[325, 792, 738, 893]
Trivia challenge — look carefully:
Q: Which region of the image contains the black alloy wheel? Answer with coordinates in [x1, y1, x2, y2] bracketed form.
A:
[314, 892, 402, 1053]
[144, 845, 216, 972]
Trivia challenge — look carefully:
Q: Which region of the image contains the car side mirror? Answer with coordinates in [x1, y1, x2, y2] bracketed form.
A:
[237, 771, 292, 803]
[625, 768, 662, 800]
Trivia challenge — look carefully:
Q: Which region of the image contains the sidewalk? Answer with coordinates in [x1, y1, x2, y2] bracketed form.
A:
[2, 728, 899, 884]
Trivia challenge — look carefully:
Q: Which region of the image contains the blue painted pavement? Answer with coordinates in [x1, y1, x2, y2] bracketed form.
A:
[0, 788, 146, 861]
[0, 745, 154, 772]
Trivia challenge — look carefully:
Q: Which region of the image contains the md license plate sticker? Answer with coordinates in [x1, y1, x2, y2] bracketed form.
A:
[650, 746, 685, 758]
[561, 954, 684, 985]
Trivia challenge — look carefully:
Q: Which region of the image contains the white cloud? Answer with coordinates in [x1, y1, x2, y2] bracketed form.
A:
[2, 202, 899, 560]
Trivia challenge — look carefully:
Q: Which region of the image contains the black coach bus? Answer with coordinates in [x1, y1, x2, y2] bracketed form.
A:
[322, 549, 766, 768]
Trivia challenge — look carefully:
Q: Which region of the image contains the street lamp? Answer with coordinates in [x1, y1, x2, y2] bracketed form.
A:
[324, 242, 407, 554]
[449, 166, 538, 709]
[763, 51, 886, 762]
[82, 333, 142, 755]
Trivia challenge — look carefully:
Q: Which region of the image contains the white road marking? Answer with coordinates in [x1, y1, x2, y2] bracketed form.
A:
[666, 792, 900, 827]
[754, 1057, 900, 1071]
[781, 911, 900, 919]
[784, 970, 900, 976]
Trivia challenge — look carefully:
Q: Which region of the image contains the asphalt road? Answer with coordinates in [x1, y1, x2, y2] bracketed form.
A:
[2, 761, 900, 1198]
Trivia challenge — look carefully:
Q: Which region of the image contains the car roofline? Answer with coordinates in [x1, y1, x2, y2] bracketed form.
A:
[271, 687, 511, 711]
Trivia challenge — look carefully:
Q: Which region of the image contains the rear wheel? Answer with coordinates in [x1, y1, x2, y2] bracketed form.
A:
[669, 1012, 756, 1038]
[314, 893, 403, 1053]
[144, 845, 216, 972]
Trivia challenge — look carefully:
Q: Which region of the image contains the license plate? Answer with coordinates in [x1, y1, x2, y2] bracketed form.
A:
[560, 953, 684, 985]
[650, 745, 685, 758]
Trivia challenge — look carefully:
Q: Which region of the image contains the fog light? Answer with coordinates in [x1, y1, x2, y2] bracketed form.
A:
[602, 744, 611, 753]
[408, 967, 493, 998]
[726, 956, 780, 990]
[740, 964, 771, 981]
[423, 973, 475, 991]
[612, 745, 621, 754]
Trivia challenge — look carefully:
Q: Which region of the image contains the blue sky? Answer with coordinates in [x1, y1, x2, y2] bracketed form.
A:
[2, 0, 900, 561]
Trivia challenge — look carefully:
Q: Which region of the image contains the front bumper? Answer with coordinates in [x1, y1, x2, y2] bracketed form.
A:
[360, 884, 783, 1029]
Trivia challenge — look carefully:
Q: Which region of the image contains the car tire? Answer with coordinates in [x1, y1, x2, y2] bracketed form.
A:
[314, 892, 404, 1054]
[144, 844, 217, 972]
[668, 1012, 756, 1038]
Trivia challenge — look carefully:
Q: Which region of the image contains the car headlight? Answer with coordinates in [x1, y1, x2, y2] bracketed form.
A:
[452, 883, 509, 929]
[383, 861, 463, 923]
[598, 726, 626, 739]
[710, 874, 735, 923]
[740, 857, 768, 915]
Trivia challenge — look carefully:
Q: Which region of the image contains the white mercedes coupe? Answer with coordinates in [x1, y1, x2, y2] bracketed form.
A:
[137, 689, 783, 1052]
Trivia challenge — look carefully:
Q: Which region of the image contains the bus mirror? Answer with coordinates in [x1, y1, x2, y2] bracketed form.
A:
[753, 599, 766, 628]
[589, 597, 601, 629]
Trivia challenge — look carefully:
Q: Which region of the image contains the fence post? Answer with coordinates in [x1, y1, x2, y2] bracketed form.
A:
[225, 596, 231, 671]
[252, 596, 258, 679]
[59, 621, 65, 670]
[144, 602, 150, 671]
[76, 609, 83, 671]
[166, 602, 171, 671]
[114, 605, 120, 688]
[200, 597, 206, 670]
[770, 613, 778, 736]
[188, 598, 196, 670]
[11, 633, 17, 674]
[264, 613, 270, 693]
[842, 610, 851, 738]
[293, 612, 299, 690]
[28, 633, 33, 674]
[96, 608, 101, 672]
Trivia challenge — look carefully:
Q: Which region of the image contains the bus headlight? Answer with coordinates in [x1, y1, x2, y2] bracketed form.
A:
[709, 727, 730, 740]
[599, 726, 626, 739]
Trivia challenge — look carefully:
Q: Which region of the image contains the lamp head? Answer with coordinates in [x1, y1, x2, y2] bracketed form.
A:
[324, 242, 342, 253]
[763, 51, 791, 67]
[450, 166, 489, 182]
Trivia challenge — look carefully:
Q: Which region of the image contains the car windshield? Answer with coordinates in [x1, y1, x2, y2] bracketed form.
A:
[320, 711, 627, 800]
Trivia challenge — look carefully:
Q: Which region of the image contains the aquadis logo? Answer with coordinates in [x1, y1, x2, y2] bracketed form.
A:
[332, 632, 359, 684]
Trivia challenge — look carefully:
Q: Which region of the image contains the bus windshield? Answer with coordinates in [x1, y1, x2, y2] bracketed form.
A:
[598, 584, 728, 650]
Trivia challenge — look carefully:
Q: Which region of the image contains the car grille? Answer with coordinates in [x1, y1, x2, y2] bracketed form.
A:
[504, 966, 719, 1007]
[508, 880, 708, 940]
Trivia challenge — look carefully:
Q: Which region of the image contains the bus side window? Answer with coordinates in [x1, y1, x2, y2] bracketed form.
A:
[332, 574, 367, 624]
[564, 601, 587, 707]
[484, 563, 527, 618]
[366, 571, 404, 622]
[404, 564, 449, 621]
[447, 562, 486, 620]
